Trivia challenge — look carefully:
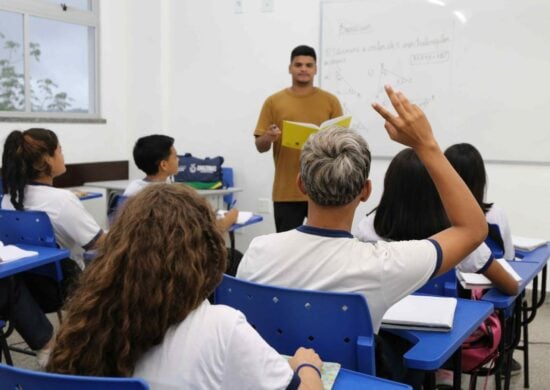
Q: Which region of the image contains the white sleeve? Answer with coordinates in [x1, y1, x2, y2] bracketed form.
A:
[57, 193, 102, 248]
[355, 213, 381, 243]
[487, 205, 514, 260]
[222, 312, 293, 390]
[378, 239, 439, 308]
[456, 243, 494, 273]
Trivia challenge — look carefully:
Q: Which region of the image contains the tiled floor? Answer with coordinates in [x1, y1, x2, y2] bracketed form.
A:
[5, 297, 550, 389]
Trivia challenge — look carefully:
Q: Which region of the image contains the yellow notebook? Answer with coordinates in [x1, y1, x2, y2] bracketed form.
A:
[281, 115, 352, 150]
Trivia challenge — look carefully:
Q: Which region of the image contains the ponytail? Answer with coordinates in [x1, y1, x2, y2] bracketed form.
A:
[1, 128, 59, 210]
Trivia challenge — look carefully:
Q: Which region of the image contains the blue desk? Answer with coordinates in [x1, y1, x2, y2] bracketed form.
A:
[482, 261, 544, 309]
[227, 215, 263, 274]
[76, 192, 103, 201]
[333, 368, 411, 389]
[386, 298, 493, 390]
[0, 245, 70, 278]
[482, 249, 549, 389]
[228, 214, 263, 232]
[387, 298, 493, 370]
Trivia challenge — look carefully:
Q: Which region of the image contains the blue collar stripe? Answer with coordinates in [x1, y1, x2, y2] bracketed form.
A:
[296, 225, 353, 238]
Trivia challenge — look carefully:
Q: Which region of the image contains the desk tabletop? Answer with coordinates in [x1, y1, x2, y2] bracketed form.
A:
[0, 245, 69, 278]
[386, 298, 494, 370]
[333, 368, 411, 389]
[228, 214, 263, 232]
[482, 260, 548, 309]
[516, 244, 550, 263]
[83, 180, 242, 197]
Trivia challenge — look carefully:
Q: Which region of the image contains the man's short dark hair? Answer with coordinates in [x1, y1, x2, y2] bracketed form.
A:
[291, 45, 317, 62]
[133, 134, 175, 175]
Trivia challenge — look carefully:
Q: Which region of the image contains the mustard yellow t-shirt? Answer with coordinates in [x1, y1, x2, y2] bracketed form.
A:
[254, 88, 343, 202]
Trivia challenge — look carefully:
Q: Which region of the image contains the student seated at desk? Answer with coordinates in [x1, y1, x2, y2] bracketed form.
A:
[1, 128, 103, 366]
[355, 147, 519, 295]
[445, 143, 514, 260]
[48, 184, 323, 390]
[124, 134, 241, 273]
[237, 86, 488, 388]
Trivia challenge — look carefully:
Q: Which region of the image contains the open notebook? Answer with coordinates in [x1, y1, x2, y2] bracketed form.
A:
[512, 236, 549, 252]
[0, 241, 38, 263]
[381, 295, 457, 332]
[457, 258, 522, 289]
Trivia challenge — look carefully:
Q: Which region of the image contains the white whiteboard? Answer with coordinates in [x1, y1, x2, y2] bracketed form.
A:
[320, 0, 550, 162]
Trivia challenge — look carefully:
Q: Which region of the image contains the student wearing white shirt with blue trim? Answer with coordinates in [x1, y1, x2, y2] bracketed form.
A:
[48, 184, 323, 390]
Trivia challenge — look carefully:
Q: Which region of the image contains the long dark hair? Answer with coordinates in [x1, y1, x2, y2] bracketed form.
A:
[445, 143, 493, 213]
[1, 128, 59, 210]
[373, 148, 449, 240]
[47, 183, 227, 376]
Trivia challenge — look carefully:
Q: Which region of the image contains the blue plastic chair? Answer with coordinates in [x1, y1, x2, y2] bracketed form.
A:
[0, 210, 64, 362]
[0, 363, 149, 389]
[214, 275, 376, 374]
[221, 167, 234, 209]
[416, 269, 458, 297]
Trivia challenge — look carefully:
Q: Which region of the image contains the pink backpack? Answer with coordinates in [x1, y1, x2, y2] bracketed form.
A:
[461, 289, 502, 372]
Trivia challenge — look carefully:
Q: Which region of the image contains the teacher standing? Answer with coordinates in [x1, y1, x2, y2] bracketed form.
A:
[254, 45, 343, 232]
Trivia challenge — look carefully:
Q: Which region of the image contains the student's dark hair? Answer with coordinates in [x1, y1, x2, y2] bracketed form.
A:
[445, 143, 493, 213]
[290, 45, 316, 62]
[374, 148, 449, 240]
[133, 134, 175, 175]
[47, 183, 227, 377]
[1, 128, 59, 210]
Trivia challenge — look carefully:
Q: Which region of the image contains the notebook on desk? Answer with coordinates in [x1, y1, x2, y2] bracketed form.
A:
[0, 241, 38, 263]
[512, 236, 549, 252]
[457, 258, 522, 289]
[381, 295, 457, 332]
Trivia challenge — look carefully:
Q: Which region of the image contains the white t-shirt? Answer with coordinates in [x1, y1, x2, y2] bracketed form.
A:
[133, 301, 294, 390]
[1, 184, 102, 267]
[355, 213, 493, 274]
[486, 204, 514, 260]
[237, 225, 441, 332]
[123, 178, 171, 197]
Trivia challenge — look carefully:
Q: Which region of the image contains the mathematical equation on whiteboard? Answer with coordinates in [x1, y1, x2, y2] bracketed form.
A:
[321, 23, 454, 134]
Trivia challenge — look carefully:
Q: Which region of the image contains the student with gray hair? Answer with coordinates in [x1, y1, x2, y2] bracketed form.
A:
[238, 84, 487, 345]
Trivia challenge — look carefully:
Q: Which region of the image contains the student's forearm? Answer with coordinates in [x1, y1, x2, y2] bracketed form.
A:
[297, 368, 323, 390]
[418, 144, 485, 235]
[418, 144, 488, 270]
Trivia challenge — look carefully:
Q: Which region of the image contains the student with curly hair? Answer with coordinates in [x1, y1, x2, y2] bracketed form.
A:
[47, 183, 323, 389]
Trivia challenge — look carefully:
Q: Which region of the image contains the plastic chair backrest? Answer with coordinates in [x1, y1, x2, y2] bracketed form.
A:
[0, 209, 57, 248]
[214, 275, 376, 374]
[0, 209, 62, 281]
[221, 167, 234, 209]
[416, 269, 458, 297]
[0, 363, 149, 390]
[485, 223, 505, 258]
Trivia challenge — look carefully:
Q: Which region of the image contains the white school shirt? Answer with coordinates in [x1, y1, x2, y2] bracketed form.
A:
[237, 225, 441, 333]
[123, 178, 172, 197]
[1, 184, 102, 267]
[486, 204, 514, 260]
[356, 213, 494, 274]
[133, 300, 293, 390]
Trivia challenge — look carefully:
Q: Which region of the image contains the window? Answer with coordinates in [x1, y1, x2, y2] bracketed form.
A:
[0, 0, 99, 120]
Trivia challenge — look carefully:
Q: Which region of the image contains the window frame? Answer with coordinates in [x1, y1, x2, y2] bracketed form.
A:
[0, 0, 101, 121]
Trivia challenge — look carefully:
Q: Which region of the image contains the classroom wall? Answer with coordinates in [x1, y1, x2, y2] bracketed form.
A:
[0, 1, 129, 164]
[2, 0, 548, 264]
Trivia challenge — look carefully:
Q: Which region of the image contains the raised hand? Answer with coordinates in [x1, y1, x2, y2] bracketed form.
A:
[372, 85, 437, 151]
